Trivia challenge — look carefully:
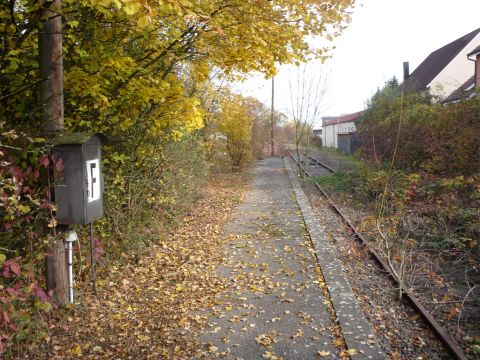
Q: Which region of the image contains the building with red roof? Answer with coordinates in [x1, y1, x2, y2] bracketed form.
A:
[321, 110, 364, 154]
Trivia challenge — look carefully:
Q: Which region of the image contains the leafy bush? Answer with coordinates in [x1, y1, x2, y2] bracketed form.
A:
[0, 255, 53, 356]
[351, 79, 480, 250]
[407, 175, 480, 249]
[358, 79, 480, 177]
[312, 172, 361, 194]
[0, 126, 58, 355]
[101, 133, 209, 255]
[315, 169, 479, 251]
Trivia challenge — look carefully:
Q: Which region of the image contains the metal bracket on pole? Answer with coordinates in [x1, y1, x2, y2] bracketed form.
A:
[64, 230, 78, 303]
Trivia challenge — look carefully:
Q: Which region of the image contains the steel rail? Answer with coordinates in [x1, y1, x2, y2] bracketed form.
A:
[303, 152, 336, 173]
[289, 152, 467, 360]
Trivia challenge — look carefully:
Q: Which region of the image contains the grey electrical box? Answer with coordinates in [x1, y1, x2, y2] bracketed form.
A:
[52, 133, 107, 225]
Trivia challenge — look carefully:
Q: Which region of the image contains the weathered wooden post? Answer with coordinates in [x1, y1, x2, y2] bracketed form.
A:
[39, 0, 64, 133]
[39, 0, 68, 305]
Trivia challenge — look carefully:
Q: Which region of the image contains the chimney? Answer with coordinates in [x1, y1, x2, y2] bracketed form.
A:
[403, 61, 410, 81]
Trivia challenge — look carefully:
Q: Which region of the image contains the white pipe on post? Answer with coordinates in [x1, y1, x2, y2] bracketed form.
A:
[65, 230, 78, 303]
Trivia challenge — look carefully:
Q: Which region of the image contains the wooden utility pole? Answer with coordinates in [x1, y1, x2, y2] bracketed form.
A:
[39, 0, 68, 305]
[39, 0, 64, 133]
[270, 76, 275, 157]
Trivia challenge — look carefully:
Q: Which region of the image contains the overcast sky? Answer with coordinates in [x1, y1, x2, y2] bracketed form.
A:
[234, 0, 480, 127]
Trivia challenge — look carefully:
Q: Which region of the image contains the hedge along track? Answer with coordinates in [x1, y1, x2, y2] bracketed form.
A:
[289, 151, 467, 360]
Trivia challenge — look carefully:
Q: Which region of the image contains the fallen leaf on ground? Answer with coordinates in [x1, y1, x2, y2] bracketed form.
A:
[256, 333, 276, 348]
[317, 350, 331, 356]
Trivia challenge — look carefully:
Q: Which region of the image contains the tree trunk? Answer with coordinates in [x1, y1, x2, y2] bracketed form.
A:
[270, 77, 275, 157]
[305, 130, 310, 175]
[295, 140, 304, 179]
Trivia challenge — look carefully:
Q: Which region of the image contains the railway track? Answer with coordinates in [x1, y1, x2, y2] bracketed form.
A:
[290, 151, 467, 360]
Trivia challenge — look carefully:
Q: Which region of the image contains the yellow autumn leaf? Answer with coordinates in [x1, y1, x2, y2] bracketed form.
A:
[262, 351, 281, 359]
[346, 348, 357, 355]
[123, 2, 140, 15]
[70, 344, 82, 355]
[255, 333, 276, 348]
[137, 334, 150, 341]
[317, 350, 330, 357]
[334, 338, 344, 346]
[17, 204, 30, 213]
[137, 15, 151, 27]
[47, 218, 57, 228]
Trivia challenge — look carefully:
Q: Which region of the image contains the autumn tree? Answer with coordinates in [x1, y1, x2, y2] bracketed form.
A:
[216, 93, 254, 171]
[0, 0, 355, 353]
[254, 114, 289, 159]
[288, 63, 329, 177]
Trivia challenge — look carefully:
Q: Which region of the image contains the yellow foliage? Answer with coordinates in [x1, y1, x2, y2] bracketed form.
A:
[216, 93, 254, 170]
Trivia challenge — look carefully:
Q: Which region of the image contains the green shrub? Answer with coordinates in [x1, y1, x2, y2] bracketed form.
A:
[311, 172, 359, 193]
[101, 133, 209, 255]
[358, 79, 480, 177]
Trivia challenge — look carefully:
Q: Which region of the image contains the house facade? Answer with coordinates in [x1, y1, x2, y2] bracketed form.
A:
[322, 111, 363, 154]
[444, 45, 480, 102]
[405, 28, 480, 100]
[322, 28, 480, 154]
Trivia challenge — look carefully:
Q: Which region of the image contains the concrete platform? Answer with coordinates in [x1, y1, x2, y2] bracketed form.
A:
[285, 158, 385, 359]
[197, 158, 384, 359]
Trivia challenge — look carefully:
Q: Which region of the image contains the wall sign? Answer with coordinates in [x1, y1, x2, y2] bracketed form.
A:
[86, 159, 100, 202]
